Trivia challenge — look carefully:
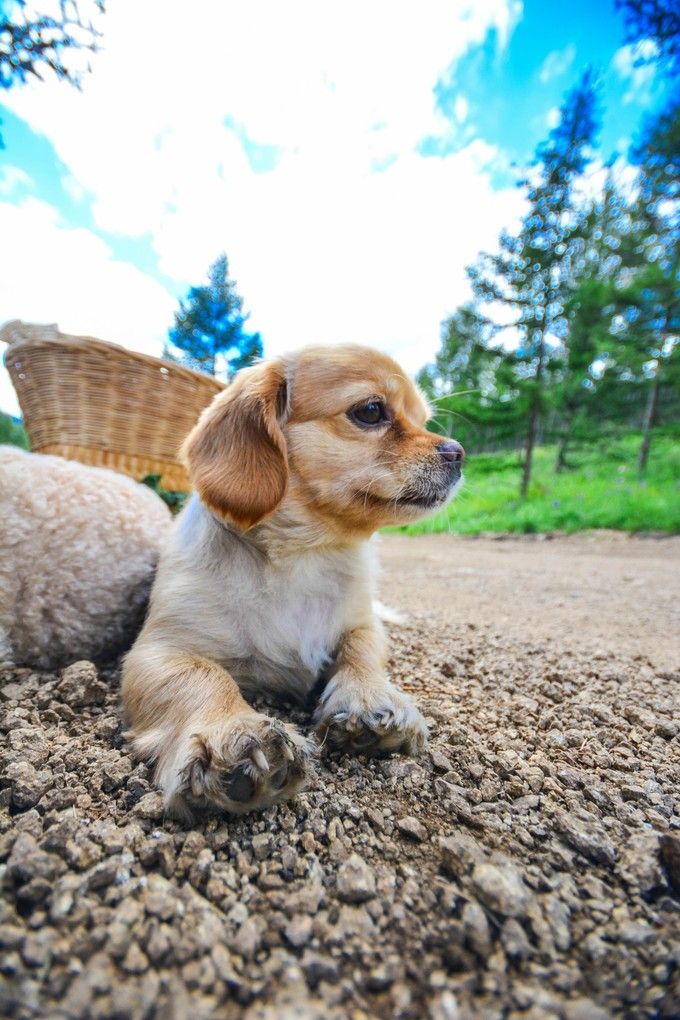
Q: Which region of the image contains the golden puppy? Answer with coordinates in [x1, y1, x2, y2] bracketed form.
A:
[122, 345, 464, 818]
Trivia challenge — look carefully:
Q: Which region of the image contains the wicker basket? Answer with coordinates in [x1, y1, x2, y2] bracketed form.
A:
[1, 320, 225, 491]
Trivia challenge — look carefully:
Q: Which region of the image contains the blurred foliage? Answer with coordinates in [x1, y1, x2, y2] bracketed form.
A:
[0, 412, 29, 448]
[616, 0, 680, 78]
[0, 1, 105, 145]
[165, 253, 263, 379]
[140, 474, 188, 513]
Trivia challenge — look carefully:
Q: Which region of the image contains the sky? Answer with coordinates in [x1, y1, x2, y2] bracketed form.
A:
[0, 0, 667, 415]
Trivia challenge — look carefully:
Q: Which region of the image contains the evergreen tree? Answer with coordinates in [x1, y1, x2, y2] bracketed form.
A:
[616, 0, 680, 78]
[418, 305, 521, 450]
[166, 254, 263, 379]
[0, 0, 105, 147]
[0, 0, 105, 91]
[470, 71, 600, 494]
[552, 173, 623, 471]
[617, 95, 680, 470]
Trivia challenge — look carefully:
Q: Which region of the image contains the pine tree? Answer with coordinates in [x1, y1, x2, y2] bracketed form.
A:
[616, 0, 680, 78]
[166, 254, 263, 379]
[469, 71, 600, 494]
[619, 95, 680, 471]
[418, 305, 522, 451]
[553, 173, 624, 471]
[0, 1, 105, 90]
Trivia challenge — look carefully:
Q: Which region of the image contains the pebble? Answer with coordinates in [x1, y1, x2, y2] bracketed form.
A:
[336, 854, 376, 903]
[59, 661, 107, 708]
[470, 862, 533, 918]
[396, 815, 428, 842]
[554, 810, 617, 867]
[439, 832, 485, 876]
[284, 915, 313, 948]
[251, 833, 273, 861]
[1, 603, 677, 1019]
[659, 834, 680, 893]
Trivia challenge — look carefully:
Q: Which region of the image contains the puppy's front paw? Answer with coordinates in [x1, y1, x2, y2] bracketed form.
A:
[314, 679, 428, 756]
[163, 713, 313, 818]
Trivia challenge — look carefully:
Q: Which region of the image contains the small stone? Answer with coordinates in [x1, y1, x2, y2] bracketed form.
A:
[439, 832, 485, 876]
[132, 792, 165, 820]
[500, 917, 532, 959]
[231, 917, 260, 960]
[428, 991, 461, 1020]
[562, 998, 611, 1020]
[430, 749, 453, 773]
[617, 921, 653, 945]
[21, 931, 54, 968]
[59, 660, 107, 707]
[290, 878, 324, 915]
[301, 831, 317, 854]
[470, 861, 532, 918]
[121, 942, 149, 974]
[336, 854, 376, 903]
[617, 831, 665, 893]
[85, 855, 130, 890]
[554, 810, 617, 867]
[281, 845, 298, 874]
[252, 833, 273, 861]
[0, 925, 25, 950]
[211, 944, 241, 987]
[144, 889, 178, 921]
[396, 816, 428, 842]
[462, 901, 492, 958]
[334, 904, 375, 940]
[543, 894, 571, 952]
[655, 719, 678, 739]
[285, 914, 313, 948]
[7, 726, 49, 766]
[5, 761, 52, 809]
[659, 834, 680, 893]
[302, 952, 339, 988]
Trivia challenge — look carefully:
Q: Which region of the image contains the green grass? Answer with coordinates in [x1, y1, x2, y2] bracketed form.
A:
[395, 434, 680, 536]
[0, 412, 29, 450]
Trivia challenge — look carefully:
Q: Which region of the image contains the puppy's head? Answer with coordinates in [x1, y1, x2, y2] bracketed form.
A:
[182, 345, 463, 534]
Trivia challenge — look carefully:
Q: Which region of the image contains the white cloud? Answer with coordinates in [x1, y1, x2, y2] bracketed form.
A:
[546, 106, 561, 129]
[454, 96, 470, 123]
[539, 44, 576, 84]
[1, 0, 526, 408]
[0, 166, 32, 194]
[612, 39, 658, 104]
[0, 197, 176, 414]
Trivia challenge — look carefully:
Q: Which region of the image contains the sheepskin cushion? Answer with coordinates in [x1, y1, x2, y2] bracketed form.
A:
[0, 446, 172, 669]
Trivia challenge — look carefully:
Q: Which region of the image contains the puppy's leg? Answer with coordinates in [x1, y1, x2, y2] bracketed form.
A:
[122, 641, 312, 818]
[313, 621, 428, 755]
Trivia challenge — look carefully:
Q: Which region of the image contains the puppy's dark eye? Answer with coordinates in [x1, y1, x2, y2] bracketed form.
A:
[349, 400, 387, 427]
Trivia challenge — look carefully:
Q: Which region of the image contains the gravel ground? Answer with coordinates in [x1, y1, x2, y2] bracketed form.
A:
[1, 534, 679, 1020]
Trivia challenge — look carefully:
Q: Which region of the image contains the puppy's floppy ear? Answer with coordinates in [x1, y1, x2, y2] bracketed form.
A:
[182, 359, 289, 529]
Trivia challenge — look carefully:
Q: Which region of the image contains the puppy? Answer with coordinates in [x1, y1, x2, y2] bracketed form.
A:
[122, 345, 464, 818]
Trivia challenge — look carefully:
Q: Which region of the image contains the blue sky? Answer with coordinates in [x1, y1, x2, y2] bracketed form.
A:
[0, 0, 667, 415]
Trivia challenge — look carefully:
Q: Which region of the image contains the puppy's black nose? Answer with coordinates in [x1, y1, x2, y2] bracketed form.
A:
[437, 440, 465, 465]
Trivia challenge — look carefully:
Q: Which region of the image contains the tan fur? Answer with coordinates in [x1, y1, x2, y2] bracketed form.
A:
[123, 344, 463, 818]
[182, 359, 289, 530]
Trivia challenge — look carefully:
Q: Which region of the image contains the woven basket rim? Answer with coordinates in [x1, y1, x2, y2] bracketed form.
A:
[1, 319, 226, 392]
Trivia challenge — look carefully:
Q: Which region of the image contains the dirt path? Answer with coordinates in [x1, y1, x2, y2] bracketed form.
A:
[380, 533, 680, 672]
[1, 535, 679, 1019]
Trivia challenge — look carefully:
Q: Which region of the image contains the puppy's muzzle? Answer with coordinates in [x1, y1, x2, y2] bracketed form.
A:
[437, 441, 465, 483]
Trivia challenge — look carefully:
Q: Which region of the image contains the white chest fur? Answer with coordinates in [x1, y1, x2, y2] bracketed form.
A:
[158, 499, 374, 697]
